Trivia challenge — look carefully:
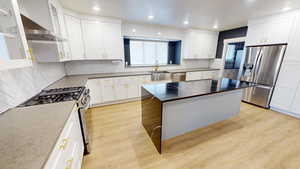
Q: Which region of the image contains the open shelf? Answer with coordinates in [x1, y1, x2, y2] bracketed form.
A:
[0, 9, 9, 16]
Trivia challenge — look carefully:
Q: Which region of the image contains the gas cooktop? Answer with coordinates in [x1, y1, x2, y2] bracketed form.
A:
[19, 87, 85, 107]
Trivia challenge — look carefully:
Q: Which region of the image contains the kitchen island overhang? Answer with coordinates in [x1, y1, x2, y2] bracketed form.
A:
[141, 78, 256, 153]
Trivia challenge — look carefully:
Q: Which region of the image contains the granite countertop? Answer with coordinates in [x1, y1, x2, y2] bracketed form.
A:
[0, 101, 76, 169]
[46, 71, 152, 89]
[142, 78, 256, 102]
[47, 69, 221, 89]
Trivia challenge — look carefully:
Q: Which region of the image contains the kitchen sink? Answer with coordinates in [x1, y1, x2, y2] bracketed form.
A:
[150, 71, 171, 81]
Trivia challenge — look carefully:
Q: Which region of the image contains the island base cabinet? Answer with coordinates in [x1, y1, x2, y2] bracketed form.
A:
[43, 106, 83, 169]
[161, 90, 243, 140]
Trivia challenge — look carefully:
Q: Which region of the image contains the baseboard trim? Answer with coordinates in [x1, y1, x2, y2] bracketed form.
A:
[270, 106, 300, 119]
[90, 97, 141, 108]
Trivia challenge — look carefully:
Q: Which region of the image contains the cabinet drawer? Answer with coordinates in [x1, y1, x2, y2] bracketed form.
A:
[202, 71, 215, 79]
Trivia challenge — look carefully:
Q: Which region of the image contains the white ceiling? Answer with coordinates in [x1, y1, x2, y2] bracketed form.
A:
[59, 0, 300, 31]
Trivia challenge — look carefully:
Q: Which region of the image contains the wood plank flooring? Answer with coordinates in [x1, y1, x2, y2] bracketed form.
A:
[82, 101, 300, 169]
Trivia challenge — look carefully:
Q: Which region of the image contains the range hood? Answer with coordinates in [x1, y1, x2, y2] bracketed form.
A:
[21, 15, 66, 42]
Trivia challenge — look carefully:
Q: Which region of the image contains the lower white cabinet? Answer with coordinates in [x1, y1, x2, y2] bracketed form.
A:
[44, 105, 83, 169]
[186, 71, 217, 81]
[87, 75, 151, 106]
[291, 86, 300, 115]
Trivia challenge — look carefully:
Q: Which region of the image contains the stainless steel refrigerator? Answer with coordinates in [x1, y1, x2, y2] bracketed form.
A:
[240, 44, 287, 108]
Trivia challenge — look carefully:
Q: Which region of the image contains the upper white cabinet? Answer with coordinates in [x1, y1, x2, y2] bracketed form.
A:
[246, 12, 296, 46]
[270, 11, 300, 117]
[183, 29, 218, 59]
[0, 0, 32, 70]
[81, 19, 123, 60]
[64, 14, 85, 60]
[28, 0, 71, 62]
[101, 22, 123, 60]
[81, 20, 103, 59]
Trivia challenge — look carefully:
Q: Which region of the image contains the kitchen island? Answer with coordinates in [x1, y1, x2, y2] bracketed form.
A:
[141, 78, 255, 153]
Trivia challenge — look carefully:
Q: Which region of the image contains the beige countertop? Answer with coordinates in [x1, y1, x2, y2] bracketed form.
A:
[46, 69, 219, 89]
[0, 101, 76, 169]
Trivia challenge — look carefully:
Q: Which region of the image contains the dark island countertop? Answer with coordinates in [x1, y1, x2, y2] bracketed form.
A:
[142, 78, 256, 102]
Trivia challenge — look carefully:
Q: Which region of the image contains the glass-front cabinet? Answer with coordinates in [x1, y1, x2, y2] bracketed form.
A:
[0, 0, 32, 70]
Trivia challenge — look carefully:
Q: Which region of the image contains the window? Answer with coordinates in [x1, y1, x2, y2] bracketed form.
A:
[224, 42, 245, 69]
[124, 38, 181, 66]
[130, 40, 168, 65]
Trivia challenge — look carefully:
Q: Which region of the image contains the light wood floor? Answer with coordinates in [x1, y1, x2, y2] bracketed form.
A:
[83, 101, 300, 169]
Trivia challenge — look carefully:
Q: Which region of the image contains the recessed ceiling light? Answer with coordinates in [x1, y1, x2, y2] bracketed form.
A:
[157, 32, 161, 35]
[213, 25, 218, 29]
[93, 6, 101, 11]
[183, 20, 189, 25]
[282, 7, 291, 11]
[132, 29, 136, 33]
[148, 15, 154, 20]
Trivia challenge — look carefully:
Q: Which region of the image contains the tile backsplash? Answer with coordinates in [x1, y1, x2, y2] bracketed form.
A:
[0, 62, 65, 113]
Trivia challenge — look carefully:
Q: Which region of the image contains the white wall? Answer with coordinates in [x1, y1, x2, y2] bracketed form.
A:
[0, 63, 65, 113]
[65, 22, 212, 75]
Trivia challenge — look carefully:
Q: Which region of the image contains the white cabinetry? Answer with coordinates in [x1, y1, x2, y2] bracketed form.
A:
[64, 14, 85, 60]
[186, 71, 218, 81]
[81, 20, 103, 59]
[87, 75, 151, 107]
[101, 22, 123, 60]
[31, 0, 71, 62]
[44, 105, 83, 169]
[291, 85, 300, 115]
[81, 19, 123, 60]
[270, 11, 300, 117]
[184, 29, 218, 59]
[246, 12, 296, 46]
[0, 0, 32, 70]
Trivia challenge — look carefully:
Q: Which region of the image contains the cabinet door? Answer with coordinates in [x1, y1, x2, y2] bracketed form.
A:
[202, 71, 215, 79]
[127, 76, 140, 98]
[291, 85, 300, 115]
[100, 78, 115, 103]
[246, 23, 267, 46]
[271, 86, 296, 111]
[101, 22, 123, 60]
[81, 20, 104, 59]
[87, 79, 102, 105]
[114, 77, 128, 100]
[0, 0, 32, 70]
[64, 14, 85, 60]
[186, 71, 203, 81]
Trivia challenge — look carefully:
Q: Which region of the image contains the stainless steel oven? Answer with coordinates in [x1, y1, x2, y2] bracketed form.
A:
[77, 88, 91, 155]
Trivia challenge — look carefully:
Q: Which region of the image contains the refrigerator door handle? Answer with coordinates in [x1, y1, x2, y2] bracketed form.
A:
[253, 51, 263, 83]
[250, 49, 261, 82]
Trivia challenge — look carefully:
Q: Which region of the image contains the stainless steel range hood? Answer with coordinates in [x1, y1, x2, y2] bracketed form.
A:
[21, 14, 66, 42]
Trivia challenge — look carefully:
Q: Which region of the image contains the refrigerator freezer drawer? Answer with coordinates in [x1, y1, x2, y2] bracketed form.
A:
[243, 85, 273, 108]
